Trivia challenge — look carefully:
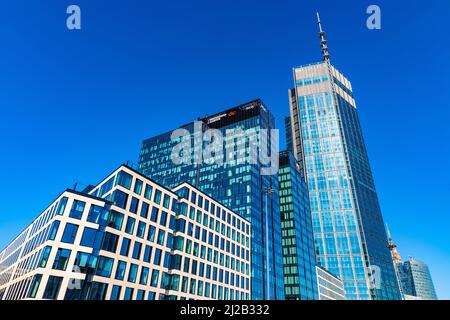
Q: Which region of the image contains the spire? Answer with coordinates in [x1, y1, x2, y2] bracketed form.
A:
[386, 224, 402, 264]
[316, 12, 330, 62]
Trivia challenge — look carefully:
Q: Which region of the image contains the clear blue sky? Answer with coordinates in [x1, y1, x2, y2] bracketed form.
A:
[0, 0, 449, 299]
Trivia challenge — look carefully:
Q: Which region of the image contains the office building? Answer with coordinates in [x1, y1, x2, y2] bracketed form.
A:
[278, 151, 317, 300]
[286, 14, 401, 299]
[316, 266, 345, 300]
[397, 258, 438, 300]
[139, 99, 284, 300]
[0, 164, 251, 300]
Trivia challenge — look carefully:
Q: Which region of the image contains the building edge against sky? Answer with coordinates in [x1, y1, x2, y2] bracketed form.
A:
[0, 164, 251, 300]
[286, 14, 402, 299]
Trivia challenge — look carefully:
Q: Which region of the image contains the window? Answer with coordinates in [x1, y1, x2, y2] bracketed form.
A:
[124, 287, 134, 300]
[125, 217, 136, 235]
[80, 227, 102, 249]
[56, 197, 68, 215]
[48, 220, 60, 240]
[150, 270, 159, 287]
[87, 205, 107, 225]
[143, 245, 152, 263]
[102, 232, 119, 253]
[99, 177, 114, 197]
[134, 179, 143, 195]
[150, 207, 159, 222]
[96, 256, 114, 278]
[137, 221, 146, 238]
[160, 211, 168, 226]
[43, 276, 63, 299]
[108, 210, 124, 230]
[132, 242, 142, 260]
[112, 190, 128, 209]
[128, 264, 138, 283]
[154, 189, 162, 204]
[153, 249, 162, 265]
[136, 289, 145, 300]
[130, 197, 139, 214]
[61, 223, 79, 244]
[74, 252, 97, 273]
[69, 200, 85, 219]
[115, 260, 127, 280]
[157, 230, 165, 245]
[52, 248, 71, 271]
[39, 246, 52, 268]
[28, 274, 42, 298]
[140, 267, 149, 285]
[115, 170, 133, 189]
[147, 225, 156, 242]
[120, 238, 131, 257]
[144, 184, 153, 200]
[110, 285, 121, 300]
[163, 195, 170, 209]
[140, 202, 149, 218]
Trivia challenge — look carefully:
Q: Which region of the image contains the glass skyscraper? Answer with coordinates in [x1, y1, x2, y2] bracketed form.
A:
[397, 258, 438, 300]
[278, 151, 317, 300]
[138, 99, 284, 300]
[286, 15, 401, 300]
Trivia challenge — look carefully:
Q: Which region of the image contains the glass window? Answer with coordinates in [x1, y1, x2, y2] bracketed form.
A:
[163, 195, 171, 209]
[157, 230, 165, 245]
[110, 285, 121, 300]
[102, 232, 119, 253]
[150, 270, 159, 287]
[48, 220, 60, 241]
[134, 179, 143, 195]
[56, 197, 68, 215]
[115, 170, 133, 189]
[28, 274, 42, 298]
[69, 200, 85, 220]
[160, 211, 168, 226]
[150, 207, 159, 222]
[144, 184, 153, 200]
[108, 210, 124, 230]
[153, 249, 162, 265]
[99, 177, 114, 197]
[43, 276, 63, 299]
[74, 252, 97, 274]
[115, 260, 127, 280]
[137, 221, 146, 238]
[80, 227, 102, 249]
[52, 248, 71, 271]
[143, 245, 152, 263]
[61, 223, 79, 244]
[87, 205, 107, 225]
[125, 217, 136, 235]
[140, 202, 149, 218]
[112, 190, 128, 209]
[96, 256, 114, 278]
[147, 225, 156, 242]
[130, 197, 139, 214]
[128, 264, 138, 283]
[124, 287, 134, 300]
[120, 238, 131, 257]
[39, 246, 52, 268]
[154, 189, 162, 204]
[132, 242, 142, 260]
[140, 267, 149, 285]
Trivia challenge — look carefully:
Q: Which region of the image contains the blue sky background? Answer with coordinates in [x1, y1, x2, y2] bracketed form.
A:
[0, 0, 449, 299]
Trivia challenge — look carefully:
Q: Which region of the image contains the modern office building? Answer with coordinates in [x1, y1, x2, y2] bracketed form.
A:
[286, 14, 401, 299]
[278, 151, 317, 300]
[316, 266, 345, 300]
[397, 258, 438, 300]
[0, 164, 251, 300]
[138, 99, 284, 300]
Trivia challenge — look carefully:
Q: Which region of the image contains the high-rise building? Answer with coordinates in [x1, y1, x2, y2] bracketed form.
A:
[0, 164, 251, 300]
[397, 258, 438, 300]
[286, 14, 401, 300]
[316, 266, 346, 300]
[278, 151, 317, 300]
[138, 99, 284, 300]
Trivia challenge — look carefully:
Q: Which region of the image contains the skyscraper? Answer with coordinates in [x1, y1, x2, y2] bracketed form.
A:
[138, 99, 284, 300]
[278, 151, 317, 300]
[286, 14, 401, 300]
[397, 258, 438, 300]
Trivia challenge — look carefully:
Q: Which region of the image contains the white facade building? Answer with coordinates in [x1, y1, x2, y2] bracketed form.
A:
[316, 266, 346, 300]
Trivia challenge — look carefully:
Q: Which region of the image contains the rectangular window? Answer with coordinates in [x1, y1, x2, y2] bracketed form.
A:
[153, 249, 162, 265]
[52, 248, 71, 271]
[87, 205, 107, 225]
[130, 197, 139, 214]
[28, 274, 42, 298]
[154, 189, 162, 204]
[99, 177, 114, 197]
[140, 267, 149, 285]
[124, 287, 134, 300]
[39, 246, 52, 268]
[48, 220, 60, 240]
[108, 210, 124, 230]
[134, 179, 143, 195]
[69, 200, 85, 220]
[102, 232, 119, 253]
[120, 238, 131, 257]
[140, 202, 149, 218]
[110, 285, 121, 300]
[96, 256, 114, 278]
[43, 276, 63, 299]
[147, 225, 156, 242]
[137, 221, 146, 238]
[74, 251, 97, 274]
[128, 264, 138, 283]
[61, 223, 79, 244]
[112, 190, 128, 209]
[143, 245, 152, 263]
[150, 207, 159, 222]
[56, 197, 68, 215]
[132, 242, 142, 260]
[80, 227, 102, 249]
[115, 170, 133, 189]
[125, 217, 136, 235]
[144, 184, 153, 200]
[150, 270, 159, 287]
[160, 211, 168, 227]
[115, 260, 127, 281]
[163, 195, 170, 209]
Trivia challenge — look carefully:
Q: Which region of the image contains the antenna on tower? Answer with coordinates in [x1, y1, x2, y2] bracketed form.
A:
[316, 12, 330, 62]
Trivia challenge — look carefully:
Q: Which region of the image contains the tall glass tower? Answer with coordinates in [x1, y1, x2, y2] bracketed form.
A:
[397, 258, 438, 300]
[287, 14, 401, 300]
[138, 100, 284, 300]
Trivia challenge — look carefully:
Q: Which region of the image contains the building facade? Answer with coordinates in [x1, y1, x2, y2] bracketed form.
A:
[397, 258, 438, 300]
[0, 164, 251, 300]
[286, 17, 401, 300]
[278, 151, 317, 300]
[316, 266, 345, 300]
[138, 99, 284, 300]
